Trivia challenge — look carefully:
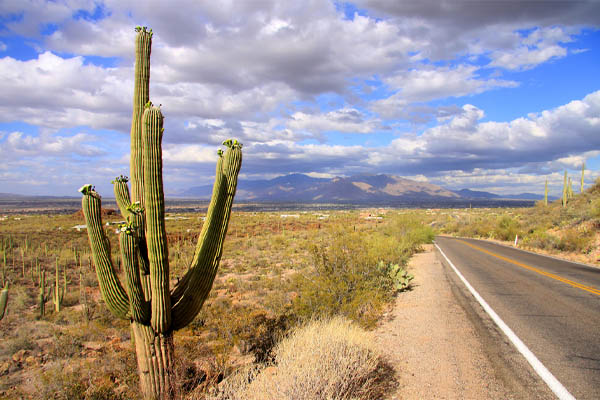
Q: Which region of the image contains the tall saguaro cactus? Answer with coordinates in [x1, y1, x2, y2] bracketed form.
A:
[79, 27, 242, 400]
[544, 179, 548, 206]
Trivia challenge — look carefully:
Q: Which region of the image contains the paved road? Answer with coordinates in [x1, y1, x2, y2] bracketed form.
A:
[434, 236, 600, 400]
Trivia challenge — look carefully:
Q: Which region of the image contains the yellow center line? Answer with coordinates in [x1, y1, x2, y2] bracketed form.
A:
[457, 239, 600, 297]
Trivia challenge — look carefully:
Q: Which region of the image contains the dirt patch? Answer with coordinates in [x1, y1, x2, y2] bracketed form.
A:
[374, 244, 514, 399]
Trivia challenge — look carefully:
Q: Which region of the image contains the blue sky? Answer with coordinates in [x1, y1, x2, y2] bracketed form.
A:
[0, 0, 599, 196]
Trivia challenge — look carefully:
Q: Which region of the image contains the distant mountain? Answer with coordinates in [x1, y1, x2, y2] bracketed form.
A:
[454, 188, 557, 201]
[452, 189, 501, 199]
[501, 192, 558, 201]
[182, 173, 461, 204]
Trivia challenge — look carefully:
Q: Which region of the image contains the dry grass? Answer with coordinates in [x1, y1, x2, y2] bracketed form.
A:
[208, 316, 392, 400]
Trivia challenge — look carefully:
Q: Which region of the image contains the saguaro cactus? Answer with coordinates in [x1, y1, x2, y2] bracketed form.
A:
[544, 179, 548, 206]
[79, 27, 242, 400]
[39, 269, 51, 317]
[562, 170, 568, 208]
[0, 283, 8, 321]
[581, 162, 585, 193]
[52, 258, 69, 313]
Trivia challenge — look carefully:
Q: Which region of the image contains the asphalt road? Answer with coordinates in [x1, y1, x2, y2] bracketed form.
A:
[434, 236, 600, 400]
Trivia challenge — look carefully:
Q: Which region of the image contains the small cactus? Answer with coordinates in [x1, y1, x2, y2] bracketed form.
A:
[39, 269, 51, 317]
[52, 258, 70, 313]
[0, 282, 8, 321]
[379, 261, 414, 291]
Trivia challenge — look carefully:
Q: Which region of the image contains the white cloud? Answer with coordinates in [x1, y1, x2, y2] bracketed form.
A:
[371, 65, 518, 120]
[0, 52, 131, 131]
[287, 108, 380, 134]
[1, 0, 599, 195]
[1, 131, 104, 158]
[384, 65, 518, 102]
[371, 91, 600, 174]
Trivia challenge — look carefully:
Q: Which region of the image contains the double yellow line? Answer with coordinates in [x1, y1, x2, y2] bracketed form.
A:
[458, 239, 600, 297]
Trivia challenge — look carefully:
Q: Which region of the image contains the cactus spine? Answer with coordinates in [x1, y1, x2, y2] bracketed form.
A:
[79, 27, 242, 400]
[0, 282, 8, 321]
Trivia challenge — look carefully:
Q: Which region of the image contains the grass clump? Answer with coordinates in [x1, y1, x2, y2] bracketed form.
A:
[209, 316, 392, 400]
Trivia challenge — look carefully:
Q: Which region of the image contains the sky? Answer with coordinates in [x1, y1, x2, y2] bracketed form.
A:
[0, 0, 599, 197]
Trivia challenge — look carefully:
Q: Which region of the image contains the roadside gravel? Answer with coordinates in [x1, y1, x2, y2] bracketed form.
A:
[374, 244, 523, 400]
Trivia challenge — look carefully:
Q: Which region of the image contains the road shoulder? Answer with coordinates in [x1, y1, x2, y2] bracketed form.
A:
[374, 244, 550, 399]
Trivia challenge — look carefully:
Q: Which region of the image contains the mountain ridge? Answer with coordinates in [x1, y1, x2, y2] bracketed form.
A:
[181, 173, 547, 203]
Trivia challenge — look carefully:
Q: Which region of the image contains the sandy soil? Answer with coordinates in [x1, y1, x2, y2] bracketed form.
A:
[374, 244, 517, 400]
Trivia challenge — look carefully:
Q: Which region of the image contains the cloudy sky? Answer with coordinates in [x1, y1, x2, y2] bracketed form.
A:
[1, 0, 599, 197]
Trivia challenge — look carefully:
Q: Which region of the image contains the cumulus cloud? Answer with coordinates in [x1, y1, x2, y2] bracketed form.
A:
[0, 52, 131, 131]
[287, 108, 380, 135]
[1, 0, 599, 195]
[489, 27, 572, 70]
[374, 91, 600, 174]
[371, 65, 518, 120]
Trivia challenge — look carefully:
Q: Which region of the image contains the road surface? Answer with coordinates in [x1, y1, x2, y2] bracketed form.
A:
[434, 236, 600, 399]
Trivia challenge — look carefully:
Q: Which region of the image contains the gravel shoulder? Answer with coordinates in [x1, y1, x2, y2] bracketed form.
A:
[374, 244, 551, 400]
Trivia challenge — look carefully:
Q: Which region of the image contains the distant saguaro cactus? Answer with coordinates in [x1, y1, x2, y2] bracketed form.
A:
[581, 162, 585, 193]
[544, 179, 548, 206]
[568, 177, 573, 200]
[79, 27, 242, 400]
[562, 170, 568, 208]
[0, 282, 8, 321]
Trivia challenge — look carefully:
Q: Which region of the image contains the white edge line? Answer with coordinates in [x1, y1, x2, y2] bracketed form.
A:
[434, 241, 576, 400]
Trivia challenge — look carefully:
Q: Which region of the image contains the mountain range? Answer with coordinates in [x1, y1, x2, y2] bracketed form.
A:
[181, 174, 551, 204]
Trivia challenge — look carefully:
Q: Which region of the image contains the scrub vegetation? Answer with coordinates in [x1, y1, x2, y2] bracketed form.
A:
[0, 208, 434, 399]
[437, 178, 600, 265]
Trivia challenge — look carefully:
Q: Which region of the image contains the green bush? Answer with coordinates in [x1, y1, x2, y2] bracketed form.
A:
[522, 229, 559, 250]
[290, 230, 394, 328]
[556, 227, 594, 253]
[494, 216, 521, 241]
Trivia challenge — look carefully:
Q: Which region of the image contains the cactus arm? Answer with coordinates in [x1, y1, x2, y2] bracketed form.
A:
[113, 177, 152, 301]
[0, 283, 8, 320]
[113, 175, 133, 219]
[170, 143, 242, 330]
[120, 225, 150, 323]
[142, 105, 171, 333]
[81, 189, 131, 319]
[131, 28, 152, 207]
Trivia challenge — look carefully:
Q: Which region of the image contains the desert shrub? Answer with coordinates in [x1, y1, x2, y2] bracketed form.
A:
[493, 216, 521, 241]
[289, 230, 394, 328]
[556, 227, 594, 253]
[209, 316, 392, 400]
[522, 229, 559, 250]
[591, 198, 600, 218]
